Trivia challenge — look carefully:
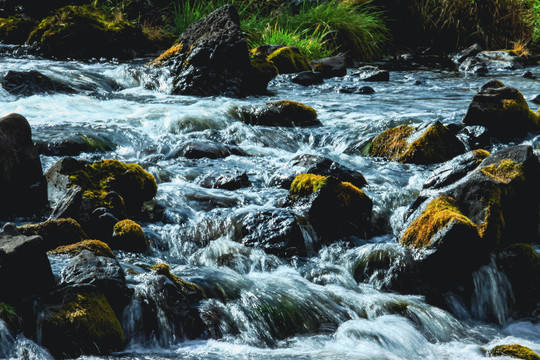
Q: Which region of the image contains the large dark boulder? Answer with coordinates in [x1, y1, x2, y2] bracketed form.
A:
[311, 55, 348, 78]
[151, 5, 271, 97]
[0, 113, 48, 217]
[234, 100, 321, 127]
[1, 70, 75, 97]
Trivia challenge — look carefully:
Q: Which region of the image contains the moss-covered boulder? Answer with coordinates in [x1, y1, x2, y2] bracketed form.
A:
[462, 80, 540, 139]
[289, 173, 373, 240]
[27, 5, 146, 59]
[152, 263, 204, 300]
[0, 15, 35, 44]
[368, 121, 466, 164]
[266, 46, 311, 74]
[489, 344, 540, 360]
[49, 239, 114, 258]
[110, 219, 149, 253]
[234, 100, 321, 127]
[246, 54, 278, 93]
[39, 286, 124, 357]
[17, 218, 87, 251]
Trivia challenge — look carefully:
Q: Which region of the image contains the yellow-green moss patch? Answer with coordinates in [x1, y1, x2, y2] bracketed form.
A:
[401, 196, 477, 248]
[267, 46, 311, 74]
[111, 219, 149, 253]
[290, 173, 329, 197]
[49, 240, 115, 258]
[152, 263, 205, 296]
[472, 149, 491, 162]
[150, 43, 183, 66]
[481, 160, 525, 184]
[489, 344, 540, 360]
[0, 15, 35, 44]
[369, 124, 415, 160]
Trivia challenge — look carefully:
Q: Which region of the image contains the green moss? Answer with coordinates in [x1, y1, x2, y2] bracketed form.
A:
[266, 46, 311, 74]
[17, 218, 87, 251]
[290, 173, 329, 197]
[69, 159, 157, 215]
[111, 219, 149, 253]
[401, 196, 477, 248]
[490, 344, 540, 360]
[0, 15, 35, 44]
[369, 124, 415, 160]
[49, 240, 115, 258]
[481, 160, 525, 184]
[0, 302, 21, 331]
[152, 263, 205, 296]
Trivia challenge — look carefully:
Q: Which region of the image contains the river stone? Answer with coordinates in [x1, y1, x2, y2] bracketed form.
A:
[199, 171, 250, 190]
[358, 65, 389, 82]
[0, 113, 48, 217]
[1, 70, 75, 97]
[0, 232, 55, 302]
[235, 100, 321, 127]
[451, 43, 483, 64]
[532, 94, 540, 105]
[311, 55, 347, 78]
[174, 140, 247, 160]
[61, 250, 132, 314]
[291, 71, 324, 86]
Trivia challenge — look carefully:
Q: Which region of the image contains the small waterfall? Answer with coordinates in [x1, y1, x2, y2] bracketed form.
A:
[0, 319, 15, 358]
[471, 257, 514, 325]
[0, 320, 53, 360]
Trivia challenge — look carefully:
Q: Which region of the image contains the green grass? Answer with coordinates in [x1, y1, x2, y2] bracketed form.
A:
[533, 0, 540, 44]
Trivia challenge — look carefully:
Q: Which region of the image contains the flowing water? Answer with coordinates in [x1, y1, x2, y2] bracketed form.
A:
[1, 53, 540, 359]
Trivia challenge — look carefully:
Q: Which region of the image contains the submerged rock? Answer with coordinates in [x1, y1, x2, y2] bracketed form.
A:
[235, 100, 321, 127]
[1, 70, 75, 97]
[368, 121, 466, 165]
[462, 80, 540, 139]
[173, 140, 247, 160]
[35, 133, 115, 156]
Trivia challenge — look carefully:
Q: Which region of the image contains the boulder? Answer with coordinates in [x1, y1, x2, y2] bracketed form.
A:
[266, 46, 311, 74]
[235, 100, 321, 127]
[0, 232, 55, 302]
[336, 85, 375, 94]
[35, 133, 115, 156]
[247, 54, 278, 93]
[49, 239, 115, 258]
[310, 55, 347, 78]
[198, 171, 250, 190]
[171, 140, 247, 160]
[151, 5, 271, 96]
[291, 71, 324, 86]
[462, 80, 540, 139]
[1, 70, 75, 97]
[38, 285, 124, 358]
[110, 219, 149, 253]
[489, 344, 540, 360]
[368, 121, 466, 165]
[27, 5, 146, 59]
[288, 174, 373, 240]
[240, 209, 309, 257]
[0, 113, 48, 217]
[0, 15, 35, 44]
[357, 65, 389, 81]
[17, 218, 87, 251]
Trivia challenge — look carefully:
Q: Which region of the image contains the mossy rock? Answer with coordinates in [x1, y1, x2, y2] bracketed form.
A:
[152, 263, 204, 300]
[110, 219, 149, 253]
[40, 289, 124, 357]
[0, 15, 36, 44]
[463, 81, 540, 139]
[49, 239, 115, 258]
[235, 100, 321, 127]
[246, 54, 278, 93]
[27, 5, 146, 59]
[17, 218, 87, 251]
[68, 159, 157, 217]
[149, 42, 183, 67]
[267, 46, 311, 74]
[289, 173, 373, 239]
[368, 121, 466, 165]
[489, 344, 540, 360]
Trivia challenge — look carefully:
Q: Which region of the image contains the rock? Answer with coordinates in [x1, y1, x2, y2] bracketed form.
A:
[489, 344, 540, 360]
[35, 133, 115, 156]
[151, 263, 204, 302]
[60, 250, 132, 313]
[240, 209, 309, 257]
[310, 55, 347, 78]
[532, 95, 540, 105]
[251, 44, 286, 56]
[288, 174, 373, 240]
[247, 54, 278, 93]
[0, 15, 35, 44]
[462, 80, 540, 139]
[0, 113, 48, 217]
[235, 100, 321, 127]
[173, 140, 247, 160]
[368, 121, 466, 165]
[291, 71, 324, 86]
[0, 233, 55, 302]
[457, 125, 491, 150]
[151, 5, 269, 97]
[459, 56, 488, 75]
[336, 85, 375, 94]
[38, 285, 124, 358]
[451, 43, 483, 64]
[267, 46, 311, 74]
[17, 218, 87, 251]
[27, 5, 146, 59]
[50, 239, 115, 258]
[522, 71, 536, 79]
[357, 65, 389, 81]
[199, 171, 250, 190]
[1, 70, 75, 97]
[110, 219, 149, 253]
[46, 158, 157, 220]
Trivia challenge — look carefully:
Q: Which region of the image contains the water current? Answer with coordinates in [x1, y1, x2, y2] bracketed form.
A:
[1, 52, 539, 359]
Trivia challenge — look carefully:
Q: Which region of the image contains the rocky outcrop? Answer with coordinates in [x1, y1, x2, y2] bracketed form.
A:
[462, 80, 540, 139]
[1, 70, 75, 97]
[0, 113, 48, 217]
[151, 5, 273, 97]
[234, 100, 321, 127]
[368, 121, 466, 165]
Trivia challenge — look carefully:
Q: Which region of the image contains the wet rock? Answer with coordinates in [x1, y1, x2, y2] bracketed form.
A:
[288, 174, 373, 240]
[0, 232, 55, 302]
[462, 80, 540, 139]
[457, 125, 491, 150]
[336, 85, 375, 94]
[248, 54, 278, 93]
[0, 113, 48, 217]
[310, 55, 347, 78]
[35, 133, 115, 156]
[60, 250, 132, 313]
[27, 5, 146, 59]
[522, 71, 536, 79]
[532, 94, 540, 105]
[234, 100, 321, 127]
[368, 121, 466, 165]
[0, 15, 35, 44]
[489, 344, 540, 360]
[251, 44, 285, 56]
[240, 209, 309, 257]
[17, 218, 87, 251]
[458, 56, 488, 75]
[451, 43, 482, 64]
[50, 239, 115, 258]
[38, 284, 124, 358]
[110, 219, 149, 253]
[266, 46, 311, 74]
[1, 70, 75, 96]
[151, 5, 269, 97]
[199, 171, 250, 190]
[174, 140, 247, 160]
[357, 65, 389, 82]
[291, 71, 324, 86]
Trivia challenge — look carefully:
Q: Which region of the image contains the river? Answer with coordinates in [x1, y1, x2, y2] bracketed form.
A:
[1, 52, 539, 359]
